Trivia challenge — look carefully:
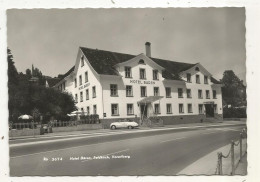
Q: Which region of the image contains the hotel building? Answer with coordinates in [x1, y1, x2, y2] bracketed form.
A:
[54, 42, 223, 126]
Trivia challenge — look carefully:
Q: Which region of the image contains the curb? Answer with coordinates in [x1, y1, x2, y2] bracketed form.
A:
[9, 122, 246, 141]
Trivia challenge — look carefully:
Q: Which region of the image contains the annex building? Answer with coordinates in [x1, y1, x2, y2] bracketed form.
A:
[53, 42, 223, 126]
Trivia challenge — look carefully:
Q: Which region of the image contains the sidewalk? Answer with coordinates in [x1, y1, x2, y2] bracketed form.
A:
[9, 120, 246, 140]
[178, 138, 247, 175]
[235, 152, 247, 175]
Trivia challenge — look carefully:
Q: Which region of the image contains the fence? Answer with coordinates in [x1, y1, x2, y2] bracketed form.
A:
[9, 122, 39, 130]
[215, 128, 247, 175]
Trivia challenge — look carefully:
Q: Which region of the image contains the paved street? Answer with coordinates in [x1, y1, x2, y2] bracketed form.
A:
[9, 124, 245, 176]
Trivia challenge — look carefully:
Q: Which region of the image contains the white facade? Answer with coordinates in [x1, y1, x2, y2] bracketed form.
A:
[54, 45, 223, 121]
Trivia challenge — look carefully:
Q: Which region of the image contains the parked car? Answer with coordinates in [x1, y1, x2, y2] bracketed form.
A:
[110, 119, 139, 130]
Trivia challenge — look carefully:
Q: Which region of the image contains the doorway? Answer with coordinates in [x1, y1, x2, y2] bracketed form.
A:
[140, 104, 148, 119]
[205, 104, 214, 117]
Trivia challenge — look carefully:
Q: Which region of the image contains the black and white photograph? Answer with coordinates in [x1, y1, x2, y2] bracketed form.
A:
[5, 7, 248, 177]
[1, 1, 259, 180]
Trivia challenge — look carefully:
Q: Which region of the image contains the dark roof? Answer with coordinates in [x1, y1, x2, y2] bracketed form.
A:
[80, 47, 196, 81]
[46, 78, 61, 87]
[211, 77, 222, 84]
[59, 47, 221, 83]
[80, 47, 135, 75]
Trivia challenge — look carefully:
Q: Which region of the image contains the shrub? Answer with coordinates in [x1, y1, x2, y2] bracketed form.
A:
[223, 107, 247, 118]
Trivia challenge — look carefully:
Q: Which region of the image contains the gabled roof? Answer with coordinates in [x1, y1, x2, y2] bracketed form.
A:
[58, 46, 221, 83]
[80, 47, 196, 81]
[46, 78, 61, 87]
[80, 47, 135, 75]
[211, 77, 222, 84]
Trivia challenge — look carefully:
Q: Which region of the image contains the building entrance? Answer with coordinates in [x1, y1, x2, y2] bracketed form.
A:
[205, 104, 214, 118]
[140, 104, 148, 118]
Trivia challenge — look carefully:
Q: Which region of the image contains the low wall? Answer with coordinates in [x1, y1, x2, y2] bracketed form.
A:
[101, 115, 208, 128]
[9, 128, 40, 138]
[162, 114, 207, 125]
[52, 124, 102, 132]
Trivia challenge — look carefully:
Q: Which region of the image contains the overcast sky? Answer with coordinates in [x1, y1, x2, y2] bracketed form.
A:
[7, 8, 246, 82]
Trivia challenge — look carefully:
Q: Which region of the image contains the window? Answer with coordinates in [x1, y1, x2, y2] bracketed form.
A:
[93, 105, 97, 114]
[195, 67, 200, 71]
[154, 104, 160, 114]
[75, 94, 78, 103]
[198, 89, 203, 99]
[178, 88, 183, 98]
[86, 89, 89, 100]
[125, 67, 132, 78]
[127, 104, 134, 115]
[63, 82, 66, 90]
[196, 75, 200, 84]
[74, 78, 77, 88]
[79, 75, 82, 86]
[138, 59, 145, 64]
[110, 84, 118, 96]
[199, 104, 203, 114]
[126, 85, 133, 97]
[140, 68, 146, 79]
[204, 76, 208, 84]
[86, 106, 90, 115]
[154, 87, 160, 96]
[166, 104, 172, 114]
[111, 104, 119, 116]
[85, 71, 88, 83]
[179, 104, 184, 113]
[188, 104, 193, 113]
[187, 73, 191, 83]
[81, 56, 84, 67]
[81, 108, 84, 113]
[153, 70, 159, 80]
[80, 91, 83, 102]
[166, 87, 171, 98]
[213, 90, 217, 99]
[206, 90, 210, 99]
[92, 86, 96, 98]
[214, 104, 217, 113]
[141, 86, 147, 97]
[187, 89, 192, 98]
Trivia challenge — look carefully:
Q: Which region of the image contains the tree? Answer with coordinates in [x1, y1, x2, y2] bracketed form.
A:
[7, 48, 77, 123]
[221, 70, 246, 107]
[26, 69, 32, 78]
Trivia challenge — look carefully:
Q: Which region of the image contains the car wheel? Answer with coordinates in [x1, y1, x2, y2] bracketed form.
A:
[128, 126, 133, 129]
[111, 125, 116, 130]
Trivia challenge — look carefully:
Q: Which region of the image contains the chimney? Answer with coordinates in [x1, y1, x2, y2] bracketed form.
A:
[145, 42, 151, 57]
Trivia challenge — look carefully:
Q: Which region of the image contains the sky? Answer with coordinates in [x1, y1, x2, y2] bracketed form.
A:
[7, 8, 246, 82]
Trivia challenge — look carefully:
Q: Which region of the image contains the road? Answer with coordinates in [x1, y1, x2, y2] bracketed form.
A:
[9, 124, 245, 176]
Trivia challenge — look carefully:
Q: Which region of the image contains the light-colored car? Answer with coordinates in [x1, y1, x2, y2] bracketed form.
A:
[110, 119, 139, 130]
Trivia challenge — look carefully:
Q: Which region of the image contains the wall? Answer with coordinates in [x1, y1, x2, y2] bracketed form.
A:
[9, 128, 40, 138]
[52, 124, 102, 132]
[100, 54, 223, 120]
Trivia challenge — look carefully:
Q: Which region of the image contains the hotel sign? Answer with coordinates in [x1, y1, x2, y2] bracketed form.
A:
[130, 80, 156, 85]
[79, 83, 90, 90]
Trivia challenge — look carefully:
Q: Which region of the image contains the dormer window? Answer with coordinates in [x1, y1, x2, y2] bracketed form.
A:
[195, 67, 200, 71]
[187, 73, 191, 83]
[81, 56, 84, 67]
[140, 68, 146, 79]
[196, 74, 200, 84]
[138, 59, 145, 65]
[125, 66, 132, 78]
[153, 70, 159, 80]
[204, 75, 208, 84]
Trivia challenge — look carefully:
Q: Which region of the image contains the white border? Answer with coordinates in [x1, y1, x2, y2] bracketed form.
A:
[0, 0, 259, 182]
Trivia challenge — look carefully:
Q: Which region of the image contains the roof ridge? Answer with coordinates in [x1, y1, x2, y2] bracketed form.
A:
[79, 46, 137, 57]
